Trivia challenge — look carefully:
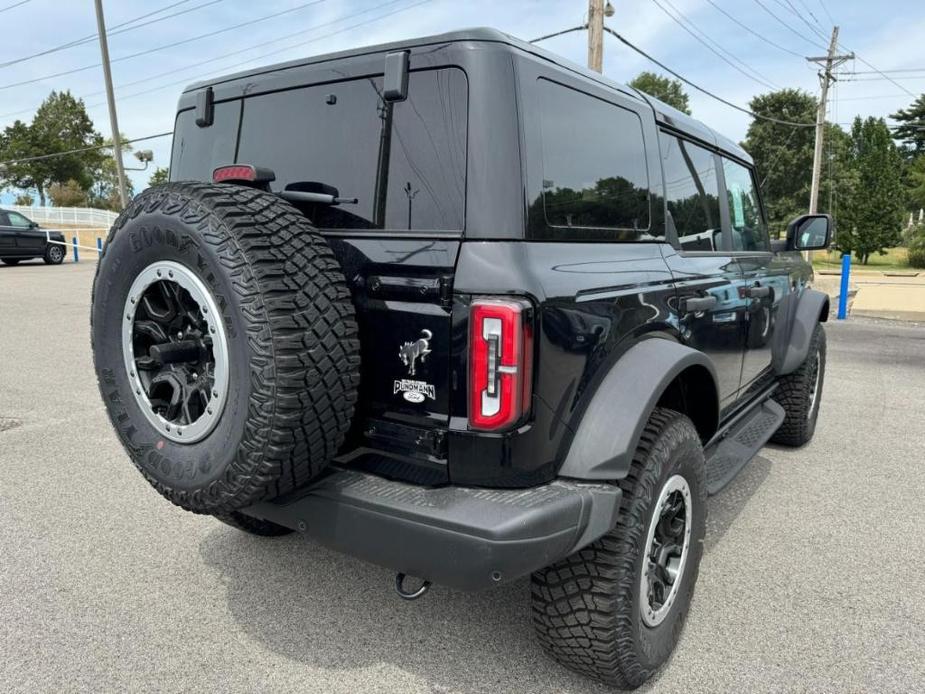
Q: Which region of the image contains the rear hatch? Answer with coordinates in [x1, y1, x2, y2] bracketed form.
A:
[170, 63, 469, 483]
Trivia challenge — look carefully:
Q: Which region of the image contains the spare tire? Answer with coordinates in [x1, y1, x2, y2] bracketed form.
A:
[91, 182, 360, 514]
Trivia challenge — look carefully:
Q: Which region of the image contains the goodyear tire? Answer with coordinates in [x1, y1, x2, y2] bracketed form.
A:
[531, 408, 706, 689]
[771, 323, 826, 446]
[91, 182, 360, 514]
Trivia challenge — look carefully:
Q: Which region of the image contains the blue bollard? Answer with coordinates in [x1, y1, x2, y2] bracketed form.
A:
[72, 237, 79, 263]
[837, 254, 851, 320]
[97, 237, 103, 255]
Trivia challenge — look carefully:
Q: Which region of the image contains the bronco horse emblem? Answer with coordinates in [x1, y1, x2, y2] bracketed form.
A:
[399, 329, 432, 376]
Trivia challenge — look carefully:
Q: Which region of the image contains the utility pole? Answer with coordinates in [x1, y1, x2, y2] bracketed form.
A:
[587, 0, 604, 73]
[807, 27, 853, 215]
[94, 0, 129, 209]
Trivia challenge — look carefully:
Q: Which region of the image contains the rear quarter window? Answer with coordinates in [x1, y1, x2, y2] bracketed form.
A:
[529, 79, 652, 241]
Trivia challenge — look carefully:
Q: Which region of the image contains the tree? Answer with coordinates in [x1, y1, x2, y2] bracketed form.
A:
[14, 193, 34, 206]
[891, 94, 925, 156]
[86, 137, 134, 212]
[741, 89, 817, 233]
[628, 72, 691, 114]
[2, 91, 101, 205]
[148, 167, 169, 187]
[903, 154, 925, 212]
[49, 179, 88, 207]
[837, 117, 905, 264]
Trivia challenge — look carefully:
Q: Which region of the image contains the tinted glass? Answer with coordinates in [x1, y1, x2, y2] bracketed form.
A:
[6, 212, 31, 228]
[659, 132, 722, 252]
[722, 158, 769, 252]
[235, 68, 467, 231]
[535, 79, 650, 236]
[0, 212, 9, 226]
[170, 100, 240, 181]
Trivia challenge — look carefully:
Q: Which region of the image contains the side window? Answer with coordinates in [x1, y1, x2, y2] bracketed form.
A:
[659, 132, 722, 251]
[721, 158, 769, 252]
[6, 212, 32, 228]
[532, 79, 652, 239]
[235, 68, 468, 231]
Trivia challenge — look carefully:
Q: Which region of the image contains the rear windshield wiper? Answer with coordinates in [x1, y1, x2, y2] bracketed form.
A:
[278, 181, 357, 206]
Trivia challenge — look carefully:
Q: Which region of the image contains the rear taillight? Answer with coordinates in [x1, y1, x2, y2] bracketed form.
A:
[469, 298, 533, 431]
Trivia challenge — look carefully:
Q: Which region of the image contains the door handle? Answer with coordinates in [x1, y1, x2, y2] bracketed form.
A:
[682, 295, 718, 313]
[746, 285, 771, 298]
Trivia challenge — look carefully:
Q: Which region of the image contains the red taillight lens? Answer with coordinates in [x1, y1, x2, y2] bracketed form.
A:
[212, 165, 257, 183]
[469, 299, 533, 431]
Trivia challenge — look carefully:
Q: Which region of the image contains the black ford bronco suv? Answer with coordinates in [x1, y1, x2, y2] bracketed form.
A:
[91, 29, 831, 689]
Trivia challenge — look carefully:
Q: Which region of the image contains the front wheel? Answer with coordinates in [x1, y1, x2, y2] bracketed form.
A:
[43, 244, 65, 265]
[531, 408, 707, 689]
[771, 323, 826, 446]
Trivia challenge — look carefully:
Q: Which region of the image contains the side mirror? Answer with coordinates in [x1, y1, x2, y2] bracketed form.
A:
[787, 214, 832, 251]
[29, 222, 39, 229]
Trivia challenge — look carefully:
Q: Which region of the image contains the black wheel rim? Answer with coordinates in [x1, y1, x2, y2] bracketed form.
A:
[123, 262, 228, 443]
[640, 474, 692, 627]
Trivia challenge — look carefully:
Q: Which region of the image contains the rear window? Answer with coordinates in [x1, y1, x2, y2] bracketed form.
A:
[172, 68, 468, 232]
[170, 100, 240, 182]
[532, 79, 651, 240]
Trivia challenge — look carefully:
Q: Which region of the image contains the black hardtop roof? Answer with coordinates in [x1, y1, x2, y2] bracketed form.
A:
[183, 26, 750, 164]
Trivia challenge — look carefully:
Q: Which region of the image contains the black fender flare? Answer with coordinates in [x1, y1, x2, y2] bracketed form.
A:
[558, 339, 719, 481]
[772, 287, 829, 376]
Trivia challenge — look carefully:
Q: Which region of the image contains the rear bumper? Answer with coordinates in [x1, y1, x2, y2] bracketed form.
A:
[241, 468, 622, 591]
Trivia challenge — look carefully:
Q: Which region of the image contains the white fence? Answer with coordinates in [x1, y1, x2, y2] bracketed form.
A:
[4, 205, 119, 228]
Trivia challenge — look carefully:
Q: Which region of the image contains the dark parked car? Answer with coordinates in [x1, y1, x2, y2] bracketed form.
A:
[90, 29, 831, 689]
[0, 209, 66, 265]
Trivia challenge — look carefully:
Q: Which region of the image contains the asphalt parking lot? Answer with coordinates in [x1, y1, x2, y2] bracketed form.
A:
[1, 259, 924, 693]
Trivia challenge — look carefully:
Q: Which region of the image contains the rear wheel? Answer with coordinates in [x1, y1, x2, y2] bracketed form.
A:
[531, 408, 706, 689]
[771, 323, 826, 446]
[43, 244, 65, 264]
[91, 182, 361, 514]
[2, 258, 21, 266]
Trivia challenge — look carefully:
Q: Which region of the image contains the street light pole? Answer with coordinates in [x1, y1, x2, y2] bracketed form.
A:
[94, 0, 129, 209]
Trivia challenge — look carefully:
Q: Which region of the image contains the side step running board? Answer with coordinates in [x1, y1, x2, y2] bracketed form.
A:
[704, 398, 784, 495]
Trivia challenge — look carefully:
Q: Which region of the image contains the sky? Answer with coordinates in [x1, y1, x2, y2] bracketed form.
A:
[0, 0, 923, 199]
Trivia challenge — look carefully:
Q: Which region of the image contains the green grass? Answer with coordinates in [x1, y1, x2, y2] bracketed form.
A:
[812, 247, 913, 272]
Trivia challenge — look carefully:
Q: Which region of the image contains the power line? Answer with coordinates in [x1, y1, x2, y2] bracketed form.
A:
[838, 52, 917, 97]
[81, 0, 434, 109]
[651, 0, 779, 90]
[603, 27, 816, 127]
[817, 0, 835, 26]
[0, 0, 30, 14]
[0, 0, 428, 124]
[751, 0, 827, 50]
[841, 68, 925, 75]
[0, 0, 329, 92]
[1, 0, 433, 166]
[0, 1, 218, 69]
[775, 0, 829, 42]
[703, 0, 805, 59]
[0, 132, 173, 167]
[530, 25, 587, 44]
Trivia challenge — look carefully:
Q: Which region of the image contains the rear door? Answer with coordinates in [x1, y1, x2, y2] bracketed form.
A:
[230, 66, 469, 478]
[0, 212, 17, 256]
[657, 132, 748, 410]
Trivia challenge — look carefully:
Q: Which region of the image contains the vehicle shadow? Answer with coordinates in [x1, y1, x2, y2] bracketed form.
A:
[198, 456, 772, 692]
[704, 454, 772, 554]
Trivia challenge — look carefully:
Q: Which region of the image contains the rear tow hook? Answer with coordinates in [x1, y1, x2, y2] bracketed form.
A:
[395, 573, 431, 600]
